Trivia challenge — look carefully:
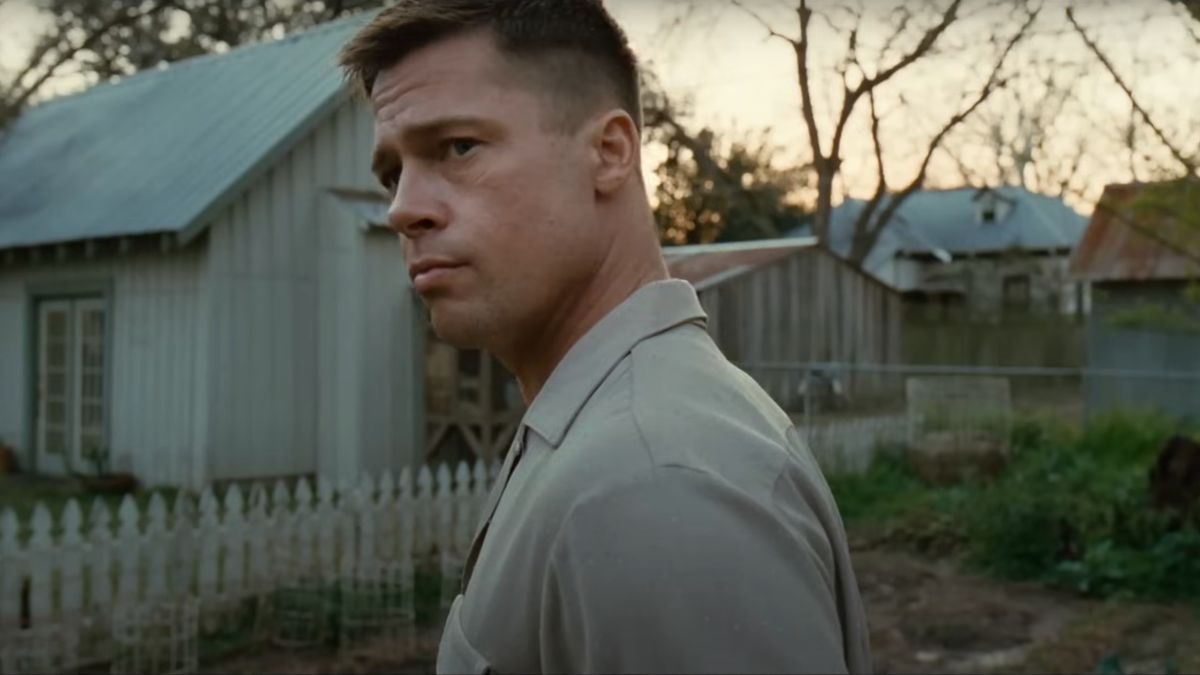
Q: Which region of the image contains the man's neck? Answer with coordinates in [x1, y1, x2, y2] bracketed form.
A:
[508, 262, 665, 405]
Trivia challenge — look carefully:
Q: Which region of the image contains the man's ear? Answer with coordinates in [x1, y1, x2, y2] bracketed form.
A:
[591, 110, 640, 196]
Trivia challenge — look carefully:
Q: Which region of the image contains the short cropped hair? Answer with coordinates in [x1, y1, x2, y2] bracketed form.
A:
[337, 0, 643, 132]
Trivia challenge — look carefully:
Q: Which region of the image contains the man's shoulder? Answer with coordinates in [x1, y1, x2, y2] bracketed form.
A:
[568, 325, 801, 501]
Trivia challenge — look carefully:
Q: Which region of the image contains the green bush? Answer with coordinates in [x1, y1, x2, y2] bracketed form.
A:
[831, 411, 1200, 603]
[825, 448, 929, 525]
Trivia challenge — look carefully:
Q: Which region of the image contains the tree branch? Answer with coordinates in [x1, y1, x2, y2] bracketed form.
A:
[877, 7, 914, 61]
[848, 89, 890, 260]
[732, 0, 798, 44]
[7, 0, 176, 114]
[861, 0, 962, 90]
[826, 0, 962, 196]
[852, 3, 1038, 263]
[1066, 6, 1199, 178]
[793, 0, 824, 162]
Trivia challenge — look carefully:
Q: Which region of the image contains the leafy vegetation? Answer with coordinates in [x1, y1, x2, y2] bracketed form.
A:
[829, 411, 1200, 604]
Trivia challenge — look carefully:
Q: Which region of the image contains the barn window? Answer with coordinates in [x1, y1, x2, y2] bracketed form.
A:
[36, 297, 108, 470]
[981, 203, 997, 223]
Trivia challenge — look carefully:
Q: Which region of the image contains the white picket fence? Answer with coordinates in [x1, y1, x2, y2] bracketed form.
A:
[0, 461, 498, 674]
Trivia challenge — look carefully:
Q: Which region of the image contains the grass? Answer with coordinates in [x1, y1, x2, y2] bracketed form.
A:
[824, 446, 931, 525]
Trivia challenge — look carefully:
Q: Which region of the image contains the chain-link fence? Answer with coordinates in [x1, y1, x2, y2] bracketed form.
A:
[738, 361, 1200, 474]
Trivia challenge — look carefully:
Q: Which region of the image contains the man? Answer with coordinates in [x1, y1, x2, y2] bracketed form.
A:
[338, 1, 871, 672]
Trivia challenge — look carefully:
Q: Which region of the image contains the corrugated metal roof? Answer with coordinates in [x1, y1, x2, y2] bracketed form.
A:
[787, 186, 1088, 282]
[663, 238, 818, 291]
[0, 10, 375, 250]
[1069, 181, 1200, 282]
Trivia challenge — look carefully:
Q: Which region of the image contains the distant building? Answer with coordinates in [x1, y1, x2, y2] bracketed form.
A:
[1069, 181, 1200, 421]
[793, 186, 1090, 320]
[663, 239, 903, 411]
[0, 13, 427, 488]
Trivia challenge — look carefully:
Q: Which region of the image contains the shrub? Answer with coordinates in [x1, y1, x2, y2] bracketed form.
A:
[825, 447, 928, 525]
[831, 410, 1200, 603]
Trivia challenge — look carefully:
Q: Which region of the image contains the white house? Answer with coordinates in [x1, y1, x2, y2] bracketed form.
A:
[790, 186, 1091, 319]
[0, 12, 425, 489]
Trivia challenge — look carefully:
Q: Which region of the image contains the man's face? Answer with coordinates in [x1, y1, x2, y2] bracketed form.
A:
[371, 30, 607, 351]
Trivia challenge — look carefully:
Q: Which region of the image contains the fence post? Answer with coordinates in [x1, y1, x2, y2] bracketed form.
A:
[270, 480, 294, 589]
[453, 462, 474, 563]
[356, 473, 377, 573]
[376, 470, 396, 563]
[315, 479, 336, 583]
[144, 494, 169, 602]
[415, 466, 434, 559]
[292, 479, 315, 582]
[27, 505, 54, 626]
[471, 460, 489, 531]
[222, 485, 246, 606]
[246, 485, 270, 600]
[86, 499, 113, 628]
[170, 491, 196, 598]
[115, 496, 141, 609]
[59, 500, 85, 622]
[436, 465, 456, 610]
[195, 488, 220, 614]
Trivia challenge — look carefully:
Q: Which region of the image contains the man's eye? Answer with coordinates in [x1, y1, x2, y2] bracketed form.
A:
[447, 139, 479, 158]
[383, 172, 399, 193]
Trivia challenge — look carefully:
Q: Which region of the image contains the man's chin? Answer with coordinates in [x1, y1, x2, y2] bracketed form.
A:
[428, 308, 485, 350]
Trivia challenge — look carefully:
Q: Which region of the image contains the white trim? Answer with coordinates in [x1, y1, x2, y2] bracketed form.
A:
[36, 301, 72, 468]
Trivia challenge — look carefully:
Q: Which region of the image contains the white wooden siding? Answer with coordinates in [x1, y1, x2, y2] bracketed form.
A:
[0, 250, 205, 486]
[2, 97, 422, 488]
[0, 280, 24, 447]
[360, 231, 425, 474]
[205, 97, 422, 485]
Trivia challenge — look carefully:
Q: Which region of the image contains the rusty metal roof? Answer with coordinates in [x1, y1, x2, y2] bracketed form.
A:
[663, 238, 818, 290]
[1069, 181, 1200, 283]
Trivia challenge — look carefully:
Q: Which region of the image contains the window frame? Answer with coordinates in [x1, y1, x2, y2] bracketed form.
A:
[26, 280, 113, 474]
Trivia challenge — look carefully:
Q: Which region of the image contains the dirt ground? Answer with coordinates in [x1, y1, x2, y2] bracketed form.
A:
[208, 536, 1200, 674]
[852, 535, 1200, 675]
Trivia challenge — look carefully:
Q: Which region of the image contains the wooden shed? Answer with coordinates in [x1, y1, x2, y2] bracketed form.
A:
[0, 13, 425, 489]
[1069, 181, 1200, 420]
[664, 239, 904, 410]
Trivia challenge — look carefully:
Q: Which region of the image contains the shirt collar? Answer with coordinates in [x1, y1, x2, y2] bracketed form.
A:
[523, 279, 707, 448]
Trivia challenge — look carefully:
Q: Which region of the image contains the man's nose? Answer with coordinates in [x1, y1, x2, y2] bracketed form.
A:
[388, 171, 445, 238]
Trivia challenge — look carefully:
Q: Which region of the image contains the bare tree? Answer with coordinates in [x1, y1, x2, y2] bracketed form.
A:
[1066, 5, 1199, 180]
[673, 0, 1041, 266]
[943, 56, 1092, 204]
[1063, 1, 1200, 264]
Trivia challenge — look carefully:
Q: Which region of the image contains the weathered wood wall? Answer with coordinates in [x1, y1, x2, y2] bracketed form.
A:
[695, 248, 903, 409]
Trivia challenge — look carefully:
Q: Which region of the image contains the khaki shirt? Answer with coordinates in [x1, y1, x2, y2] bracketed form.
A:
[437, 280, 872, 674]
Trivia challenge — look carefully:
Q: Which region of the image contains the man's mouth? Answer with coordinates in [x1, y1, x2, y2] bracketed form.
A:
[409, 258, 466, 293]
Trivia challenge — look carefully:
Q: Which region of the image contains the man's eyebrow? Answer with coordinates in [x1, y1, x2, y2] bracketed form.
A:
[398, 115, 494, 145]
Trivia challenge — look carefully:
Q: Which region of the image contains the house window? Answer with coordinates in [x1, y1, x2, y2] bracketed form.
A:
[36, 297, 108, 470]
[981, 203, 997, 223]
[1002, 275, 1031, 311]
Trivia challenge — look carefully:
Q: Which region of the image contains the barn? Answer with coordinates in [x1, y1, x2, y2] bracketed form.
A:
[662, 239, 904, 411]
[1069, 181, 1200, 421]
[0, 13, 426, 488]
